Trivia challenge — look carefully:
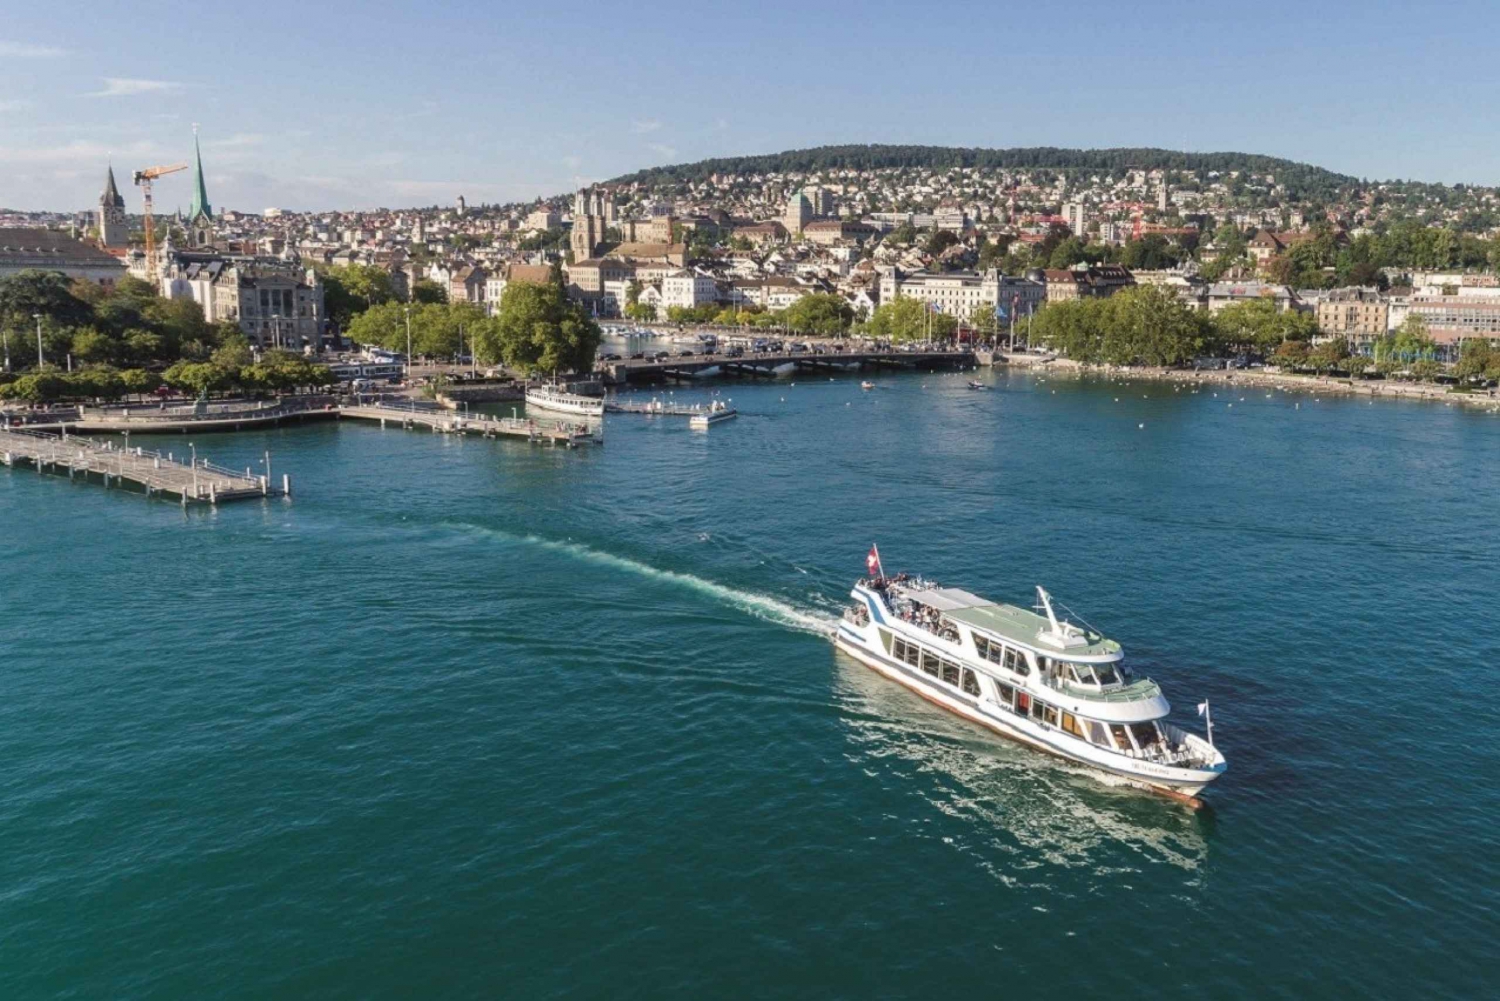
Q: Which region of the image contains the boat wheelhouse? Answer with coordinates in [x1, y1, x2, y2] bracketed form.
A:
[834, 570, 1226, 805]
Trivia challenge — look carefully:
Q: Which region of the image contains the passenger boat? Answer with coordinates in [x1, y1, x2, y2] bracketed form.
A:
[689, 400, 737, 428]
[835, 550, 1226, 805]
[525, 382, 604, 418]
[967, 380, 987, 390]
[861, 381, 875, 390]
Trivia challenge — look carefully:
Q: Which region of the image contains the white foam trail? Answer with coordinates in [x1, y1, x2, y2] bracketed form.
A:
[460, 524, 836, 636]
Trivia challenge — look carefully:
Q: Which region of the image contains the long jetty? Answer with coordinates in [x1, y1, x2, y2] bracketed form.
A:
[338, 401, 601, 446]
[0, 428, 284, 505]
[601, 346, 976, 385]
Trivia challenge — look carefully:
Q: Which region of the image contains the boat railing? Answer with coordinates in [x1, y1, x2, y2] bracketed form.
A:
[1047, 676, 1162, 703]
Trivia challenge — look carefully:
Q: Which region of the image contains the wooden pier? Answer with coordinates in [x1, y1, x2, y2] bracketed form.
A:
[338, 402, 601, 447]
[0, 428, 285, 505]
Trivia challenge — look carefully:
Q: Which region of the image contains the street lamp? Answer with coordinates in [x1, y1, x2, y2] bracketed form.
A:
[189, 441, 198, 497]
[33, 313, 43, 369]
[404, 305, 413, 382]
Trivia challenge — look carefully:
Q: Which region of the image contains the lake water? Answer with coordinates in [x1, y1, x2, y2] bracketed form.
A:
[1, 366, 1497, 999]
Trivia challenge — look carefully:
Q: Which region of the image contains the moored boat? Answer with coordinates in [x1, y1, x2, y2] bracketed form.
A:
[689, 400, 737, 428]
[525, 382, 605, 418]
[834, 547, 1226, 805]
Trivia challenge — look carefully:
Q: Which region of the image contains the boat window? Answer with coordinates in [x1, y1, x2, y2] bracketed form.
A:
[1087, 720, 1109, 745]
[921, 650, 940, 676]
[1030, 699, 1044, 721]
[1003, 647, 1029, 676]
[1109, 724, 1134, 751]
[1095, 665, 1120, 686]
[1061, 712, 1085, 738]
[997, 682, 1014, 706]
[1016, 691, 1031, 714]
[961, 669, 981, 697]
[1129, 722, 1162, 749]
[941, 661, 961, 686]
[974, 635, 989, 660]
[897, 640, 918, 667]
[1042, 704, 1059, 728]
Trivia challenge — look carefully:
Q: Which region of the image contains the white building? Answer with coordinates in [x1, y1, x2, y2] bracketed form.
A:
[877, 269, 1039, 321]
[662, 270, 719, 310]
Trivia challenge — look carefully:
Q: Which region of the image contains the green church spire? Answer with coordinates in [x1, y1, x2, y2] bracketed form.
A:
[189, 128, 212, 222]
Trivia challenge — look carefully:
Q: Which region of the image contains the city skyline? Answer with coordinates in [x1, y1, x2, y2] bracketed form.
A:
[5, 0, 1500, 212]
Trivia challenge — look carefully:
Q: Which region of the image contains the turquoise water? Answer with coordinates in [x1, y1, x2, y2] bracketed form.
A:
[2, 368, 1497, 999]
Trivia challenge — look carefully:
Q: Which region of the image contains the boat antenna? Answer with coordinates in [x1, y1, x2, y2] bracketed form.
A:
[1036, 585, 1063, 633]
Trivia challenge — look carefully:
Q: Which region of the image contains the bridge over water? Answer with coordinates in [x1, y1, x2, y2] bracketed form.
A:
[601, 347, 976, 385]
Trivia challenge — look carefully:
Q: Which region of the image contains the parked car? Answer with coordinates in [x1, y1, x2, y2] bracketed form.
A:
[629, 352, 646, 360]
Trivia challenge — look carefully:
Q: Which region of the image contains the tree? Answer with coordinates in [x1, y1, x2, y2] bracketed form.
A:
[865, 297, 929, 342]
[411, 279, 448, 305]
[781, 293, 854, 336]
[163, 361, 231, 399]
[925, 229, 958, 258]
[70, 327, 118, 365]
[211, 333, 254, 377]
[1215, 299, 1316, 354]
[120, 368, 162, 401]
[1453, 337, 1493, 380]
[624, 302, 656, 322]
[0, 270, 92, 336]
[477, 280, 601, 374]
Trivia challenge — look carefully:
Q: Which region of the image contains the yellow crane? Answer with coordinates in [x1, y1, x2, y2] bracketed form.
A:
[132, 162, 187, 282]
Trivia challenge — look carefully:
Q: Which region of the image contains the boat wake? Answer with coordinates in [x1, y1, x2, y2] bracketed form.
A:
[452, 523, 837, 637]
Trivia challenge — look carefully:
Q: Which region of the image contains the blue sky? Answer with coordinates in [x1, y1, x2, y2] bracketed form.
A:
[3, 0, 1499, 212]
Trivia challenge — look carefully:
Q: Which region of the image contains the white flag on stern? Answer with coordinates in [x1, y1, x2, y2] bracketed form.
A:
[1197, 700, 1209, 716]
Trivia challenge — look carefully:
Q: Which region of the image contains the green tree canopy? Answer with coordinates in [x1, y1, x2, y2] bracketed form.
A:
[475, 281, 601, 374]
[781, 293, 854, 335]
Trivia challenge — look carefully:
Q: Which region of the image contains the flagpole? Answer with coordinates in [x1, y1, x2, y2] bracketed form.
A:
[1205, 701, 1214, 747]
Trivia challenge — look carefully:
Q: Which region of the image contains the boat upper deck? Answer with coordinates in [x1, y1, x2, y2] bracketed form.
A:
[880, 581, 1123, 660]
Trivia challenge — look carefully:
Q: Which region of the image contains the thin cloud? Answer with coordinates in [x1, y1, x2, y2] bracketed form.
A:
[207, 133, 266, 149]
[647, 142, 678, 159]
[88, 78, 182, 98]
[0, 99, 31, 112]
[0, 41, 66, 58]
[631, 119, 663, 134]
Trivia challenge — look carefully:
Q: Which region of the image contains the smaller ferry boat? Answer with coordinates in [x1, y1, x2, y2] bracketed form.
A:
[967, 380, 987, 391]
[689, 400, 737, 428]
[835, 547, 1226, 806]
[525, 382, 605, 418]
[861, 381, 875, 390]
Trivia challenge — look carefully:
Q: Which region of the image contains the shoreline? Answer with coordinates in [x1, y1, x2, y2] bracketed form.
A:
[1011, 357, 1500, 411]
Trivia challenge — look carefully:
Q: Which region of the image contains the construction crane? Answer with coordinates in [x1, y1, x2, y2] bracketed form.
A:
[132, 162, 187, 282]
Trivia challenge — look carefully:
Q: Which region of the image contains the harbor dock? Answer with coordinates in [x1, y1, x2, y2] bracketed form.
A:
[0, 428, 284, 505]
[605, 398, 720, 417]
[338, 401, 601, 446]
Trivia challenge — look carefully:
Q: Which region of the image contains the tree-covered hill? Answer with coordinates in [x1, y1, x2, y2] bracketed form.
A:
[610, 144, 1357, 198]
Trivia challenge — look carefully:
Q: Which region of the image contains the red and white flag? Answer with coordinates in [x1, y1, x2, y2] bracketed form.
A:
[866, 544, 884, 578]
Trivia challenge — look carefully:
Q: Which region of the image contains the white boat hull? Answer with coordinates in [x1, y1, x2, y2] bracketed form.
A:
[833, 624, 1223, 802]
[525, 392, 604, 418]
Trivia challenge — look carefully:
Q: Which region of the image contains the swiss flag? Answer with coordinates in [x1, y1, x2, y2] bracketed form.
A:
[866, 544, 883, 578]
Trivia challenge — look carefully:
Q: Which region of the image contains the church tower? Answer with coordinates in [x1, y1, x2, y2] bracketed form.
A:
[187, 127, 215, 249]
[98, 165, 128, 247]
[571, 187, 604, 261]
